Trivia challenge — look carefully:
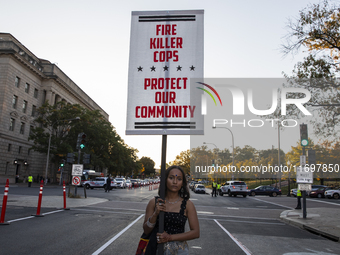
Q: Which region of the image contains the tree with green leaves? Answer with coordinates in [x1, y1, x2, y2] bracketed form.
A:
[29, 101, 138, 182]
[168, 149, 191, 175]
[139, 156, 155, 177]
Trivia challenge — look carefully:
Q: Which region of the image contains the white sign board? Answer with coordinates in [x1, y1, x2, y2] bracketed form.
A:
[72, 164, 83, 176]
[296, 166, 313, 184]
[298, 184, 312, 191]
[126, 10, 204, 135]
[72, 176, 81, 186]
[300, 155, 306, 166]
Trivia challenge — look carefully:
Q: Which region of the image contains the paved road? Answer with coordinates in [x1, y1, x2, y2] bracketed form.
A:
[1, 185, 340, 255]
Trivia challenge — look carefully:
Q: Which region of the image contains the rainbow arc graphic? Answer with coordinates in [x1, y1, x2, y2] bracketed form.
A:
[196, 82, 222, 106]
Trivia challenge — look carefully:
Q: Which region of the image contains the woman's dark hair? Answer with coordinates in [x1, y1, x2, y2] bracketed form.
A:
[158, 165, 190, 199]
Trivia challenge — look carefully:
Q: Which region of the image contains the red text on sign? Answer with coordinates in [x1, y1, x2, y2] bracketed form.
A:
[150, 37, 183, 49]
[153, 50, 178, 62]
[156, 24, 177, 35]
[144, 77, 188, 90]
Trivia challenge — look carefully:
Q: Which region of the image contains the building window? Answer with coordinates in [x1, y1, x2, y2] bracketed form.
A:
[5, 162, 9, 175]
[34, 88, 39, 98]
[22, 100, 27, 113]
[20, 122, 25, 134]
[8, 144, 11, 151]
[9, 118, 15, 131]
[15, 76, 20, 88]
[25, 83, 30, 93]
[29, 125, 34, 136]
[31, 105, 36, 116]
[12, 95, 18, 109]
[18, 146, 22, 154]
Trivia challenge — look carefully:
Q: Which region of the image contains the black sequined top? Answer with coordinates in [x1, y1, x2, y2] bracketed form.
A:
[156, 199, 188, 235]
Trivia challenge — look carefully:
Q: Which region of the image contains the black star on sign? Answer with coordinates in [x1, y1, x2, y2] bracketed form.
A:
[137, 66, 143, 72]
[176, 65, 182, 71]
[190, 65, 195, 71]
[150, 66, 156, 72]
[163, 65, 169, 71]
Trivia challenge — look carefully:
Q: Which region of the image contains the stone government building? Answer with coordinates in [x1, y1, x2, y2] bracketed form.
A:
[0, 33, 108, 184]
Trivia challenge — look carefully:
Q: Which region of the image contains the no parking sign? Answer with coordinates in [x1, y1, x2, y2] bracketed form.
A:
[72, 176, 81, 186]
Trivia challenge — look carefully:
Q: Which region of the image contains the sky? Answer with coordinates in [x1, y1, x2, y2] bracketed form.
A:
[1, 0, 323, 168]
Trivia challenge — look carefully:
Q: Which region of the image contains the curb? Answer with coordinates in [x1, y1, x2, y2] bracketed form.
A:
[280, 210, 340, 243]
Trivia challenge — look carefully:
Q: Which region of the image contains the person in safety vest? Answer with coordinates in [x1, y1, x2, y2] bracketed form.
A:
[295, 189, 301, 209]
[217, 183, 221, 196]
[28, 175, 33, 187]
[212, 181, 217, 197]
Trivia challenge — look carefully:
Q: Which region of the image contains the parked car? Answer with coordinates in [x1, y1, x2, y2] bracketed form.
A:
[309, 186, 331, 198]
[83, 177, 114, 190]
[189, 181, 199, 191]
[112, 178, 126, 189]
[130, 179, 140, 188]
[220, 181, 248, 197]
[325, 188, 340, 199]
[290, 188, 297, 197]
[125, 179, 132, 188]
[291, 185, 327, 197]
[248, 185, 282, 197]
[194, 184, 206, 194]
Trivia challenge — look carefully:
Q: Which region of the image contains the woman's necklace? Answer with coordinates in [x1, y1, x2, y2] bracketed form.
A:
[167, 197, 181, 204]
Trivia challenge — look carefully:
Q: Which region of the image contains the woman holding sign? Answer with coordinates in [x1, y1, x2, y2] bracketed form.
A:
[142, 165, 199, 254]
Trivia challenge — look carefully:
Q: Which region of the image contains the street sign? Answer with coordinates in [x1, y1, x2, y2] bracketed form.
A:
[298, 183, 312, 191]
[300, 155, 306, 166]
[126, 10, 204, 135]
[72, 176, 81, 186]
[296, 166, 313, 184]
[72, 164, 83, 176]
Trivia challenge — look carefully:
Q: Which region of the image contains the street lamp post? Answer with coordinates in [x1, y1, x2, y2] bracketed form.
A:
[45, 117, 80, 184]
[203, 142, 218, 182]
[213, 127, 235, 180]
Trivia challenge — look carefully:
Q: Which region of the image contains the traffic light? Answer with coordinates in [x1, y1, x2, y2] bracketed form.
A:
[67, 153, 75, 163]
[60, 162, 64, 167]
[13, 159, 18, 164]
[212, 159, 215, 167]
[80, 133, 86, 149]
[76, 133, 83, 150]
[83, 153, 91, 164]
[300, 124, 308, 146]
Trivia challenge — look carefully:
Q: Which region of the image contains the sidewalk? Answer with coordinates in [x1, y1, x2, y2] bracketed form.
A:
[2, 194, 108, 208]
[280, 208, 340, 242]
[0, 183, 108, 208]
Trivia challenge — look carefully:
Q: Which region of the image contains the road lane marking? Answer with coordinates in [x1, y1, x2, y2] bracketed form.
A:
[191, 246, 202, 249]
[7, 209, 65, 223]
[92, 214, 144, 255]
[197, 211, 214, 214]
[306, 198, 340, 206]
[200, 217, 285, 225]
[249, 197, 294, 209]
[8, 216, 35, 223]
[83, 206, 145, 212]
[214, 219, 252, 255]
[73, 208, 143, 215]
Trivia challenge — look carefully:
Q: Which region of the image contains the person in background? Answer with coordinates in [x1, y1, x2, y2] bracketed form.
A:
[212, 181, 217, 197]
[28, 174, 33, 187]
[295, 189, 301, 209]
[105, 175, 111, 192]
